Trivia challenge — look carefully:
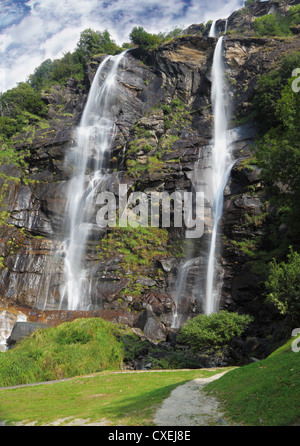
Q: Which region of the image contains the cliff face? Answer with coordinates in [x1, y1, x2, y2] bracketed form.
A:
[0, 0, 299, 345]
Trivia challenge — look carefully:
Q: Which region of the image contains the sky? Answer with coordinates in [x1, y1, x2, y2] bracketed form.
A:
[0, 0, 245, 92]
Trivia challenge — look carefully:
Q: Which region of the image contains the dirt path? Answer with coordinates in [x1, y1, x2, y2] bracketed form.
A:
[153, 370, 236, 426]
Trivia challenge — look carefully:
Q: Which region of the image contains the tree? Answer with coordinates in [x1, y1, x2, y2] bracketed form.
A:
[254, 14, 283, 36]
[129, 26, 161, 50]
[254, 60, 300, 253]
[0, 82, 47, 118]
[28, 59, 54, 90]
[75, 28, 120, 58]
[266, 248, 300, 321]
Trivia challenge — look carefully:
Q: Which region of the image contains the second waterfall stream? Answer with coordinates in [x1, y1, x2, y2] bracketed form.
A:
[172, 34, 232, 325]
[205, 36, 232, 314]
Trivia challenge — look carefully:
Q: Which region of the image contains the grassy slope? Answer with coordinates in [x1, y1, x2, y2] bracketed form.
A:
[0, 369, 225, 426]
[205, 337, 300, 426]
[0, 318, 125, 387]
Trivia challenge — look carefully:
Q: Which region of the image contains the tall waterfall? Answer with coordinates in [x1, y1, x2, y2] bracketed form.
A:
[205, 36, 232, 314]
[39, 51, 126, 311]
[209, 21, 217, 38]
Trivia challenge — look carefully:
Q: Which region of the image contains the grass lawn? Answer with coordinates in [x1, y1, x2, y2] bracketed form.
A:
[204, 338, 300, 426]
[0, 368, 226, 426]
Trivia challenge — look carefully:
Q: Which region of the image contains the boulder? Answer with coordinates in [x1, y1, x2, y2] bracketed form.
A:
[7, 321, 49, 348]
[134, 306, 166, 341]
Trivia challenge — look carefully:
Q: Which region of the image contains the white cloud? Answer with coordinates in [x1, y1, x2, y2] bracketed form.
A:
[0, 0, 243, 91]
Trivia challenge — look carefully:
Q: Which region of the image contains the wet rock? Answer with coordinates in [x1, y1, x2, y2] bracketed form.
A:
[134, 306, 166, 341]
[7, 321, 49, 348]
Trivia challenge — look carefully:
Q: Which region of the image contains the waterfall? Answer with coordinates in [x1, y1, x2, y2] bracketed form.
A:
[205, 36, 232, 314]
[39, 51, 126, 311]
[171, 258, 195, 329]
[209, 21, 217, 38]
[225, 19, 228, 34]
[171, 33, 232, 324]
[0, 311, 27, 351]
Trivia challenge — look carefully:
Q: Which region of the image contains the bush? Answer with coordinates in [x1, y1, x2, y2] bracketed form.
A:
[254, 15, 284, 37]
[265, 248, 300, 321]
[0, 82, 47, 119]
[177, 311, 253, 351]
[129, 26, 161, 50]
[253, 6, 300, 37]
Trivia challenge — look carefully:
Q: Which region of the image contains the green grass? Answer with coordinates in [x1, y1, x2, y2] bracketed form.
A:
[0, 369, 225, 426]
[204, 337, 300, 426]
[0, 318, 125, 387]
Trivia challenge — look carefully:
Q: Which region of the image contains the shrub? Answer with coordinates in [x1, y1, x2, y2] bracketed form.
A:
[0, 82, 47, 119]
[129, 26, 161, 50]
[265, 248, 300, 321]
[177, 311, 253, 351]
[254, 15, 284, 37]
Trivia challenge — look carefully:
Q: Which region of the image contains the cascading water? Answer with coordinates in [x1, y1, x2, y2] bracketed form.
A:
[0, 311, 27, 351]
[209, 20, 217, 38]
[38, 51, 126, 311]
[171, 33, 232, 325]
[205, 36, 232, 314]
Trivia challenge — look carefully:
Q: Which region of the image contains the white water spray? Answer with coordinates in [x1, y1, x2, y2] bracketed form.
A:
[205, 36, 232, 314]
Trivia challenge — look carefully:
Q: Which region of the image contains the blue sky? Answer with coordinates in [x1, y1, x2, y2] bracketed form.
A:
[0, 0, 244, 92]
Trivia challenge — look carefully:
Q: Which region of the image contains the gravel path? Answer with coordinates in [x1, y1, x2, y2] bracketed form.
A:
[153, 370, 235, 426]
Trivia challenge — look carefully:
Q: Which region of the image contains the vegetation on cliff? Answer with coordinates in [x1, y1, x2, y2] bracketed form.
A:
[249, 50, 300, 326]
[254, 4, 300, 37]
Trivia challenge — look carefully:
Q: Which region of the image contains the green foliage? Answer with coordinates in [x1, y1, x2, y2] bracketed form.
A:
[254, 6, 300, 37]
[29, 29, 120, 91]
[254, 60, 300, 253]
[55, 325, 92, 345]
[0, 82, 47, 119]
[265, 248, 300, 320]
[253, 52, 300, 132]
[98, 226, 169, 270]
[129, 26, 161, 50]
[0, 28, 122, 141]
[254, 15, 285, 37]
[129, 25, 183, 51]
[244, 0, 259, 6]
[0, 81, 48, 143]
[75, 28, 120, 58]
[177, 311, 253, 351]
[0, 318, 125, 387]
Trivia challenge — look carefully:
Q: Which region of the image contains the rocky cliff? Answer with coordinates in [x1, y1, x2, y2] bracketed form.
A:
[0, 0, 299, 355]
